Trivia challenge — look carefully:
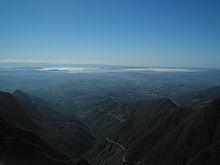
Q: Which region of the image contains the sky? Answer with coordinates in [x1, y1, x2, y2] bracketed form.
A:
[0, 0, 219, 68]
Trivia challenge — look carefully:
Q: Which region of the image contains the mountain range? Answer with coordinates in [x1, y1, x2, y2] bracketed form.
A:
[1, 86, 220, 165]
[86, 98, 220, 165]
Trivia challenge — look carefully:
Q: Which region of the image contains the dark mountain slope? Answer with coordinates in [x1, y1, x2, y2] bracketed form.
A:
[0, 115, 69, 165]
[87, 98, 220, 165]
[12, 90, 95, 158]
[13, 89, 61, 120]
[84, 96, 132, 137]
[0, 91, 90, 165]
[13, 89, 43, 120]
[140, 99, 220, 165]
[29, 94, 62, 119]
[37, 118, 95, 158]
[0, 91, 38, 132]
[0, 113, 91, 165]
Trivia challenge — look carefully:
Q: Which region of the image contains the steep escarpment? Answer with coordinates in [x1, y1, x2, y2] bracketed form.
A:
[13, 89, 43, 121]
[84, 96, 133, 138]
[0, 115, 69, 165]
[12, 90, 95, 158]
[0, 91, 67, 165]
[87, 98, 220, 165]
[0, 91, 91, 165]
[0, 91, 39, 132]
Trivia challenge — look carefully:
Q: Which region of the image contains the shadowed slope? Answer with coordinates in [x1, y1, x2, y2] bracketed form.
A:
[87, 98, 220, 165]
[0, 91, 38, 132]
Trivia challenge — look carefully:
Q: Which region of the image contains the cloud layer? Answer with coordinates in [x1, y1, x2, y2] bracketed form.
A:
[39, 67, 96, 73]
[123, 68, 198, 72]
[38, 67, 200, 73]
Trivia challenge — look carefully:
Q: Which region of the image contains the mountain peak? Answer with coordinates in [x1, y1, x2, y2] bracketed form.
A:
[13, 89, 28, 98]
[158, 98, 176, 105]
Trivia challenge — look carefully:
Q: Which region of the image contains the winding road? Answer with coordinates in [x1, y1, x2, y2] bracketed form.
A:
[98, 103, 123, 122]
[107, 112, 123, 122]
[98, 102, 141, 164]
[106, 137, 141, 164]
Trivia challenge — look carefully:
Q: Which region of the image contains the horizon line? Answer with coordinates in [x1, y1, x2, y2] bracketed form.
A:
[0, 59, 219, 69]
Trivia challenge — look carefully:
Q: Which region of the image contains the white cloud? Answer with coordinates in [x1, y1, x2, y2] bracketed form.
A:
[39, 67, 97, 73]
[123, 68, 199, 72]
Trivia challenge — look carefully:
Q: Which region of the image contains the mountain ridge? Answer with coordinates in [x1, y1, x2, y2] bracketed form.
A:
[86, 98, 220, 165]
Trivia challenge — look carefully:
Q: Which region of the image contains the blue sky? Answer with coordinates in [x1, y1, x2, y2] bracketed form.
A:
[0, 0, 219, 67]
